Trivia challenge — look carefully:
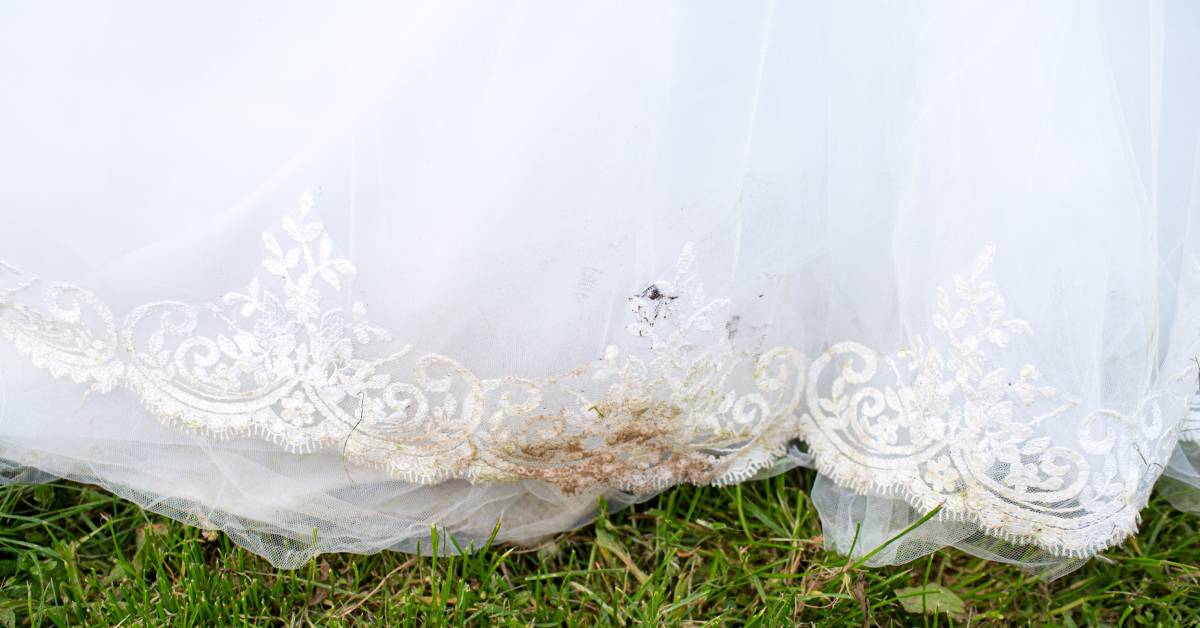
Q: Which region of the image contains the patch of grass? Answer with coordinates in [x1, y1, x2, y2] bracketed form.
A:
[0, 469, 1196, 625]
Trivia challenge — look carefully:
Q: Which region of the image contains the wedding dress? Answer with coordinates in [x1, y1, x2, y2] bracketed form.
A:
[1, 1, 1199, 578]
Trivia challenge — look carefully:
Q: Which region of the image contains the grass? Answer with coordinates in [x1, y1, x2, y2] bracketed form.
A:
[0, 468, 1197, 626]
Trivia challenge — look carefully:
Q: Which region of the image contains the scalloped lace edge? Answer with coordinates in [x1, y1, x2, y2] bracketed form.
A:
[1, 193, 1196, 558]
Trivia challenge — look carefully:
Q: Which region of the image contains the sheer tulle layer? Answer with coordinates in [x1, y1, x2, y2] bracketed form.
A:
[1, 1, 1198, 575]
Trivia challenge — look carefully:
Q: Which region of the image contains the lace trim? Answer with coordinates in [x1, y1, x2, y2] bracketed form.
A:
[0, 194, 1191, 557]
[795, 246, 1184, 556]
[0, 193, 804, 494]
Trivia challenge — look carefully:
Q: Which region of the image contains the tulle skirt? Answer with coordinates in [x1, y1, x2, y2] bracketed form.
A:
[1, 1, 1199, 577]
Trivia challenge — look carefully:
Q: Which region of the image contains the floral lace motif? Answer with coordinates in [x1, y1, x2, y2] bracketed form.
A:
[0, 194, 804, 494]
[0, 194, 1190, 557]
[796, 246, 1183, 555]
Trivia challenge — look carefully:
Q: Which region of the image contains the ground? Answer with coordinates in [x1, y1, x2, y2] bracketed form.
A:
[0, 468, 1196, 626]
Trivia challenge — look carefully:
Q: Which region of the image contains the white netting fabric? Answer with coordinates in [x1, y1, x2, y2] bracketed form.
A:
[1, 1, 1199, 575]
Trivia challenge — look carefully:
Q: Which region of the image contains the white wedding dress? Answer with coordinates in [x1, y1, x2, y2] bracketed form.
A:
[1, 1, 1199, 578]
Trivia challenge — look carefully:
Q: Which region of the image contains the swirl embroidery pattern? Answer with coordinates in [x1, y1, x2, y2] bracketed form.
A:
[797, 247, 1179, 555]
[0, 195, 1188, 557]
[0, 194, 805, 494]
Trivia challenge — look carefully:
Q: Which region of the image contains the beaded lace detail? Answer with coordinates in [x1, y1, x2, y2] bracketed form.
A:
[0, 194, 805, 493]
[795, 246, 1183, 555]
[0, 194, 1191, 557]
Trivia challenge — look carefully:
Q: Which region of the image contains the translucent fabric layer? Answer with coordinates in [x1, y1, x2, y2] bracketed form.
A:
[0, 1, 1198, 576]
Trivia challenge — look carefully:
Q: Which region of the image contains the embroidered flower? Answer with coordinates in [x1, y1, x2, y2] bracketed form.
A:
[924, 455, 960, 492]
[870, 414, 900, 445]
[910, 414, 946, 444]
[279, 390, 316, 426]
[284, 286, 322, 322]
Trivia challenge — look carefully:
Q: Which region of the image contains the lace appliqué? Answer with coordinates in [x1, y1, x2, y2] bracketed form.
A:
[0, 195, 1188, 557]
[797, 246, 1183, 556]
[0, 194, 804, 494]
